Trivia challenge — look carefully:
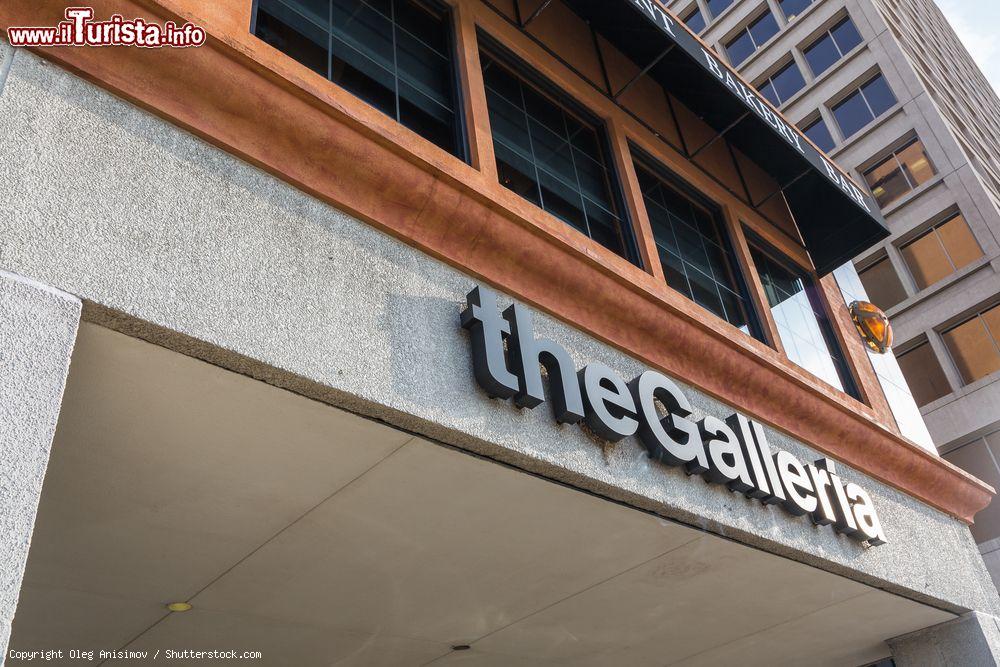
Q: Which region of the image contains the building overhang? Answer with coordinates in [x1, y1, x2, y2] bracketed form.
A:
[559, 0, 890, 275]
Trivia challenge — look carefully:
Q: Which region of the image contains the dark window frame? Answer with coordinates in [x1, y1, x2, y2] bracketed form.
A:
[632, 147, 766, 342]
[747, 232, 861, 399]
[862, 137, 936, 208]
[479, 35, 642, 266]
[756, 59, 806, 107]
[803, 15, 863, 77]
[831, 72, 897, 139]
[725, 9, 780, 66]
[251, 0, 469, 161]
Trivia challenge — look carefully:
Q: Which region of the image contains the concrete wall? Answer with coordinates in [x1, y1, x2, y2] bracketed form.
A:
[889, 611, 1000, 666]
[0, 271, 81, 656]
[0, 45, 996, 623]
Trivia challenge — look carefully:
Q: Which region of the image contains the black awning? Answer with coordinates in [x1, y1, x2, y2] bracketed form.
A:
[558, 0, 889, 275]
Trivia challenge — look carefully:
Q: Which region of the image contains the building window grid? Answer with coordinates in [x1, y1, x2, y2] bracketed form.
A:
[831, 73, 897, 139]
[942, 304, 1000, 385]
[899, 213, 984, 290]
[253, 1, 879, 405]
[253, 0, 463, 157]
[803, 16, 863, 77]
[758, 60, 806, 107]
[726, 10, 780, 66]
[481, 53, 637, 263]
[862, 138, 936, 208]
[634, 161, 761, 339]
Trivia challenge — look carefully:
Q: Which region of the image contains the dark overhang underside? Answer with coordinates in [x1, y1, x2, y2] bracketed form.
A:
[558, 0, 890, 275]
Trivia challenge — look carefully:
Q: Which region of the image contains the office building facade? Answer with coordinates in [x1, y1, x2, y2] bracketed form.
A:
[664, 0, 1000, 589]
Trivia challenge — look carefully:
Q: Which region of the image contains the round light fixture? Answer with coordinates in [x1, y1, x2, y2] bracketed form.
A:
[849, 300, 893, 354]
[166, 602, 193, 612]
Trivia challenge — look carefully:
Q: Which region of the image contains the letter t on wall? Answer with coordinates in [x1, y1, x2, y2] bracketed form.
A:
[461, 286, 520, 398]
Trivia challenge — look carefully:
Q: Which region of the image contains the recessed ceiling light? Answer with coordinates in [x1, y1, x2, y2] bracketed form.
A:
[451, 645, 471, 651]
[166, 602, 192, 612]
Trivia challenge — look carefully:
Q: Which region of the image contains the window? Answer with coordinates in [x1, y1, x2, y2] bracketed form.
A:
[757, 61, 806, 107]
[901, 213, 984, 289]
[253, 0, 464, 157]
[862, 138, 936, 208]
[706, 0, 734, 19]
[803, 17, 863, 76]
[942, 304, 1000, 384]
[895, 342, 951, 406]
[857, 256, 908, 310]
[751, 245, 857, 396]
[684, 6, 706, 34]
[726, 11, 780, 66]
[801, 116, 835, 153]
[779, 0, 813, 20]
[481, 52, 637, 262]
[831, 73, 897, 139]
[634, 157, 762, 339]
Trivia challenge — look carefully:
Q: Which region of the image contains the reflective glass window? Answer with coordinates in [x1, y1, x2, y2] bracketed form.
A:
[804, 17, 863, 76]
[779, 0, 812, 20]
[254, 0, 464, 157]
[684, 7, 706, 33]
[706, 0, 734, 19]
[802, 116, 835, 153]
[757, 60, 805, 106]
[751, 246, 857, 395]
[901, 213, 984, 289]
[895, 342, 952, 406]
[943, 304, 1000, 384]
[857, 256, 908, 310]
[862, 138, 936, 208]
[832, 73, 897, 138]
[726, 11, 779, 65]
[635, 159, 762, 339]
[482, 52, 637, 263]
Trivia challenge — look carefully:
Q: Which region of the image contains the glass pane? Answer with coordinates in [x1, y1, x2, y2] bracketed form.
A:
[779, 0, 812, 20]
[896, 343, 951, 406]
[685, 8, 706, 34]
[857, 257, 908, 310]
[864, 154, 912, 208]
[937, 214, 984, 271]
[486, 89, 532, 157]
[803, 117, 835, 153]
[833, 89, 874, 138]
[901, 229, 953, 289]
[726, 31, 756, 66]
[394, 0, 448, 55]
[895, 140, 935, 189]
[495, 141, 541, 206]
[398, 81, 455, 153]
[396, 29, 453, 109]
[585, 200, 627, 258]
[635, 163, 761, 340]
[804, 33, 840, 76]
[770, 62, 805, 104]
[255, 0, 329, 77]
[706, 0, 734, 18]
[759, 80, 779, 107]
[254, 0, 462, 158]
[831, 17, 863, 54]
[943, 314, 1000, 384]
[752, 248, 852, 394]
[748, 12, 780, 48]
[538, 168, 587, 233]
[332, 1, 394, 73]
[330, 35, 397, 117]
[861, 74, 897, 116]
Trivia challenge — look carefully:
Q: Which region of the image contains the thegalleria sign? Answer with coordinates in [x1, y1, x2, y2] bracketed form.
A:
[461, 286, 887, 546]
